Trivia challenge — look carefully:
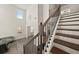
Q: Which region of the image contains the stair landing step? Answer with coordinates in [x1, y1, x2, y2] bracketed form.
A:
[51, 46, 69, 54]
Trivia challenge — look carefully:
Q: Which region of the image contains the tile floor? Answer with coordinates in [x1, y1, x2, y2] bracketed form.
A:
[5, 38, 27, 54]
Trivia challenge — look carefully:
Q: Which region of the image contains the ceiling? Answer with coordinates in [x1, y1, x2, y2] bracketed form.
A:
[15, 4, 32, 10]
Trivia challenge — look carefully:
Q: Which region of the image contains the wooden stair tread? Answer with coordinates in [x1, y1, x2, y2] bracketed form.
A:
[51, 46, 69, 54]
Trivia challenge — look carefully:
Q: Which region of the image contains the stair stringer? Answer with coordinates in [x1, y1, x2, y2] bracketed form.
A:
[44, 16, 61, 54]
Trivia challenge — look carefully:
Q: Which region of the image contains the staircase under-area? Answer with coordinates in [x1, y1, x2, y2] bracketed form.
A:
[51, 12, 79, 54]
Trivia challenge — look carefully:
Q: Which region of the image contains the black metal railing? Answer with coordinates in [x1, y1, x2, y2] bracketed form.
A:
[23, 33, 40, 54]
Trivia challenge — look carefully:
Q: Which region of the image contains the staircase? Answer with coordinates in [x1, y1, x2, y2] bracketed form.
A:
[24, 5, 79, 54]
[51, 12, 79, 54]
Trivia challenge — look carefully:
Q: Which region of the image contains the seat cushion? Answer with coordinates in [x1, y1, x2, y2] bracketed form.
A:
[0, 44, 8, 54]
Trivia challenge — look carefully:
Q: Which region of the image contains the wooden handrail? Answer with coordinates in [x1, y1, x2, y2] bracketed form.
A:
[25, 33, 39, 46]
[43, 5, 60, 27]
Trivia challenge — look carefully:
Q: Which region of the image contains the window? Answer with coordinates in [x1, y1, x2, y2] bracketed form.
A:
[16, 8, 25, 34]
[16, 9, 24, 19]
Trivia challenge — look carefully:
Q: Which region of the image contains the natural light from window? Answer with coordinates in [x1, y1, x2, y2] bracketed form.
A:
[16, 9, 23, 19]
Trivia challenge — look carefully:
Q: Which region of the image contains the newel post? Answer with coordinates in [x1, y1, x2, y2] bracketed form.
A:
[39, 22, 44, 53]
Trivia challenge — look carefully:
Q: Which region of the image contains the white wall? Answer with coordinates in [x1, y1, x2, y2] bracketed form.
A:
[0, 4, 26, 40]
[43, 4, 49, 23]
[0, 4, 16, 38]
[25, 4, 38, 36]
[38, 4, 43, 25]
[25, 4, 38, 46]
[61, 4, 79, 15]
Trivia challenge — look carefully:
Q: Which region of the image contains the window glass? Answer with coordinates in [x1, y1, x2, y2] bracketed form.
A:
[16, 9, 23, 19]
